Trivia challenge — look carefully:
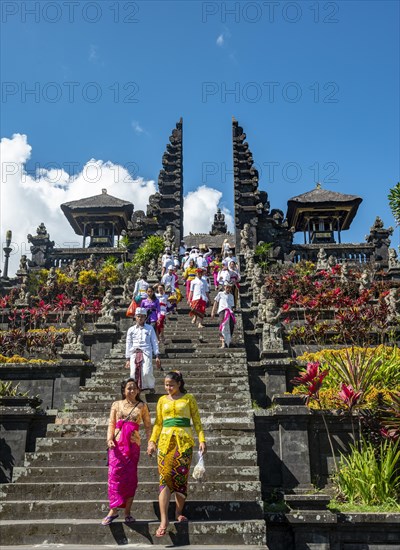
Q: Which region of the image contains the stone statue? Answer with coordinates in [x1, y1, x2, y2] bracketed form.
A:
[316, 248, 329, 271]
[122, 276, 134, 302]
[19, 255, 28, 273]
[388, 248, 400, 269]
[163, 224, 176, 252]
[148, 258, 158, 278]
[87, 254, 96, 270]
[385, 288, 399, 324]
[359, 270, 371, 293]
[328, 255, 337, 271]
[68, 259, 79, 280]
[261, 299, 283, 352]
[15, 283, 31, 306]
[340, 262, 349, 284]
[240, 223, 252, 254]
[98, 290, 115, 323]
[46, 267, 57, 288]
[64, 305, 85, 351]
[245, 252, 255, 277]
[252, 264, 264, 303]
[257, 283, 269, 324]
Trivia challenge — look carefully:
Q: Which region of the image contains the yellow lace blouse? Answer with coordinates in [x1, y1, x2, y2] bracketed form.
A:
[107, 400, 152, 446]
[149, 393, 206, 453]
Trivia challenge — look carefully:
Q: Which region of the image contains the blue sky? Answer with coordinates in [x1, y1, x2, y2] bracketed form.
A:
[1, 0, 399, 272]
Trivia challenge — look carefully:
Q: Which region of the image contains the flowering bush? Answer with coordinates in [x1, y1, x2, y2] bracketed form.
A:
[266, 263, 395, 345]
[297, 346, 400, 391]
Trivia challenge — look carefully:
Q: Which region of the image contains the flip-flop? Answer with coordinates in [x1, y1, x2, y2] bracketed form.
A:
[124, 515, 135, 524]
[155, 525, 168, 537]
[176, 515, 188, 522]
[101, 514, 119, 526]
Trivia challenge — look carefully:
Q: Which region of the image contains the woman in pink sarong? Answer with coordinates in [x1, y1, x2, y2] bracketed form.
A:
[211, 281, 236, 348]
[102, 378, 151, 525]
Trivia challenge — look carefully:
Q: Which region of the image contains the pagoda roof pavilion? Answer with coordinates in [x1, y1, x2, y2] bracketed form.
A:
[61, 189, 133, 236]
[286, 184, 363, 244]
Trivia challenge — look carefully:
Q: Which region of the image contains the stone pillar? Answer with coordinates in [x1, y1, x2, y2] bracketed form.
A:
[2, 230, 12, 279]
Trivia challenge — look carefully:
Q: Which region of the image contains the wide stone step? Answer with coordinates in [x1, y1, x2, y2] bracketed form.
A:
[0, 518, 266, 545]
[63, 402, 250, 415]
[14, 464, 260, 482]
[0, 499, 263, 522]
[72, 390, 249, 399]
[48, 413, 255, 425]
[75, 390, 248, 401]
[24, 450, 258, 467]
[1, 480, 262, 501]
[98, 354, 247, 363]
[46, 422, 256, 436]
[34, 435, 257, 451]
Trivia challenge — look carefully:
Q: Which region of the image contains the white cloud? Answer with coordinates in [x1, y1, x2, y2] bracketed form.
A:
[183, 185, 234, 235]
[131, 120, 145, 135]
[0, 133, 156, 275]
[216, 34, 224, 47]
[89, 44, 98, 62]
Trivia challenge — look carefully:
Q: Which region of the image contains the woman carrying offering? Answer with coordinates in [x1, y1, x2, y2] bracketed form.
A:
[147, 371, 206, 538]
[102, 378, 151, 525]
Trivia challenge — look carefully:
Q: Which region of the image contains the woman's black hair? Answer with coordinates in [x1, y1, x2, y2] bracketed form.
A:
[121, 378, 143, 402]
[165, 371, 187, 394]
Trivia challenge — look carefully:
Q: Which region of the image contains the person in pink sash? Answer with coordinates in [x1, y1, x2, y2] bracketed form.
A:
[211, 281, 236, 348]
[102, 378, 151, 525]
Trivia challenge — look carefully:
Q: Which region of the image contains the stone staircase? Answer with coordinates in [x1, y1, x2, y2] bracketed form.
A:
[0, 298, 267, 548]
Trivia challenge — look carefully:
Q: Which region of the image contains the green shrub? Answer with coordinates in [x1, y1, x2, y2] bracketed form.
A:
[132, 235, 164, 268]
[332, 439, 400, 507]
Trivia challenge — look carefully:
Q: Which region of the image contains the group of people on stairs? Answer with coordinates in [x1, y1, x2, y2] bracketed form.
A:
[127, 243, 240, 371]
[103, 371, 206, 539]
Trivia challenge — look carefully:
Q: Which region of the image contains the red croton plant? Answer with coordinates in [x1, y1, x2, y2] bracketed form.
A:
[265, 263, 394, 346]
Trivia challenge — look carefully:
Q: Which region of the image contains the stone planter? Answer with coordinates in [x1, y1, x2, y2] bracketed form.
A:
[0, 396, 42, 408]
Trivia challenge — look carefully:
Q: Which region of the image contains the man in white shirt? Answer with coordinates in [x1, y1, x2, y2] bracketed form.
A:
[161, 253, 173, 276]
[125, 308, 161, 392]
[218, 264, 231, 287]
[196, 253, 208, 270]
[161, 266, 175, 294]
[189, 269, 210, 328]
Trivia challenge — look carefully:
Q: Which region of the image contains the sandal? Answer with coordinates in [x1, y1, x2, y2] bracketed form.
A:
[155, 525, 168, 537]
[176, 515, 188, 522]
[124, 515, 135, 524]
[101, 514, 119, 526]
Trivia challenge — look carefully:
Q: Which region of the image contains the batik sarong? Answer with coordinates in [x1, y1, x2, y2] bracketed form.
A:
[189, 298, 207, 319]
[219, 308, 236, 347]
[130, 350, 155, 390]
[108, 420, 140, 508]
[157, 435, 193, 496]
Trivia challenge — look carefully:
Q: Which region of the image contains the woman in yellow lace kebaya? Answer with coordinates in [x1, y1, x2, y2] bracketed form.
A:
[147, 371, 206, 538]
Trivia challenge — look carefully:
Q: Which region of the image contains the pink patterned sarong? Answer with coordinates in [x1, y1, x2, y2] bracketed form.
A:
[108, 420, 140, 508]
[219, 308, 236, 347]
